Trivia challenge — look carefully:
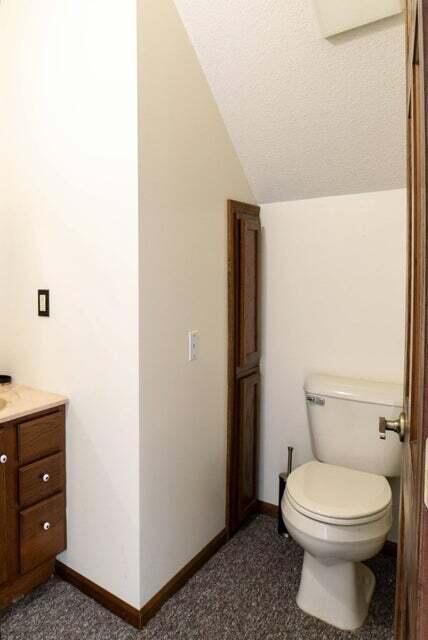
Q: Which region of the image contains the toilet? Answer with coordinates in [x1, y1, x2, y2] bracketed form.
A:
[281, 374, 403, 631]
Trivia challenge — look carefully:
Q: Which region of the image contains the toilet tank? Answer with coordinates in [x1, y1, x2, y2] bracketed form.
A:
[304, 374, 403, 477]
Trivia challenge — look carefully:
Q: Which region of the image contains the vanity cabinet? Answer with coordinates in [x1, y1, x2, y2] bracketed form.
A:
[0, 405, 66, 608]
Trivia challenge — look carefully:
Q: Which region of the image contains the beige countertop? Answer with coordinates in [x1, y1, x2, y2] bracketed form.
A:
[0, 384, 68, 424]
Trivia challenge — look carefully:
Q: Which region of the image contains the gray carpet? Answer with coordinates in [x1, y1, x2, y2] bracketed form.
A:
[0, 516, 395, 640]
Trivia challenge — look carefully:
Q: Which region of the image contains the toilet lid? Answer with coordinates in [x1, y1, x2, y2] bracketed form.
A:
[286, 461, 392, 522]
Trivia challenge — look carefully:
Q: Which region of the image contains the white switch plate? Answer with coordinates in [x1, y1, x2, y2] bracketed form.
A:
[188, 331, 199, 361]
[38, 289, 50, 317]
[312, 0, 403, 37]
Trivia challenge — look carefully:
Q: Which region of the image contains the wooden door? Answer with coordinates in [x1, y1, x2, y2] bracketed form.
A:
[227, 200, 261, 534]
[394, 2, 428, 637]
[0, 429, 8, 585]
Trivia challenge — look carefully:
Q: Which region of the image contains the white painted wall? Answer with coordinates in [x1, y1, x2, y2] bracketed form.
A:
[138, 0, 255, 606]
[260, 189, 406, 540]
[0, 199, 12, 372]
[0, 1, 141, 606]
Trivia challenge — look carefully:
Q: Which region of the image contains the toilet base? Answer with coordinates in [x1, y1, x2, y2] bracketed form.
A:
[296, 552, 376, 631]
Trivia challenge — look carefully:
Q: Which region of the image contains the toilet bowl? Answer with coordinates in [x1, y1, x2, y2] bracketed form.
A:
[282, 375, 403, 631]
[281, 461, 392, 630]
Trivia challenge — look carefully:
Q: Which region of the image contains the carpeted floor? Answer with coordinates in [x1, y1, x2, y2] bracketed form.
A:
[0, 516, 395, 640]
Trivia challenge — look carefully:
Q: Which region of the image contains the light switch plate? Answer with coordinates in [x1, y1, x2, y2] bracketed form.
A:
[188, 331, 199, 361]
[312, 0, 404, 37]
[38, 289, 50, 317]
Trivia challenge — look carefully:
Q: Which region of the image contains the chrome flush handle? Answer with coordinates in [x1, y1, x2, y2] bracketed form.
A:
[306, 394, 325, 406]
[379, 413, 406, 442]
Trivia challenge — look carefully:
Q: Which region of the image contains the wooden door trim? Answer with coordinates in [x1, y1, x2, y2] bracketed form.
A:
[226, 199, 260, 535]
[396, 2, 428, 637]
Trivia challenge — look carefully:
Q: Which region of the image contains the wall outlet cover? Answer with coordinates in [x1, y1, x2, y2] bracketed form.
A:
[312, 0, 404, 37]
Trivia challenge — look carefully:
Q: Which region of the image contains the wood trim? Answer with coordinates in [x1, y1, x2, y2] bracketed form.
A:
[228, 200, 260, 218]
[257, 500, 278, 519]
[141, 528, 227, 625]
[55, 561, 141, 629]
[56, 528, 227, 630]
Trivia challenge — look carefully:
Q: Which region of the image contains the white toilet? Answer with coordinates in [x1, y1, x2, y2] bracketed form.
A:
[281, 374, 403, 631]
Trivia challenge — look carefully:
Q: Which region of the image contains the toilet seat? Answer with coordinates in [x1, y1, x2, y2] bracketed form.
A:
[286, 461, 392, 526]
[285, 489, 391, 526]
[282, 490, 392, 548]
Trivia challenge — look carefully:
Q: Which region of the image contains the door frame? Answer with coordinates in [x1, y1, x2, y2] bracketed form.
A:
[395, 1, 428, 636]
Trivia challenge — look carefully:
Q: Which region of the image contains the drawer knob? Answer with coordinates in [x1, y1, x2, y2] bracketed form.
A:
[42, 473, 50, 483]
[0, 454, 7, 464]
[42, 522, 51, 531]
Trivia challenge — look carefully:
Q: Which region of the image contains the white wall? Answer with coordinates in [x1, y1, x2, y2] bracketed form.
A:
[0, 1, 141, 607]
[260, 189, 406, 540]
[138, 0, 255, 606]
[0, 196, 12, 370]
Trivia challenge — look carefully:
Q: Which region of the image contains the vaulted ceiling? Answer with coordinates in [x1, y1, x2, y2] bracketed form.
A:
[174, 0, 406, 203]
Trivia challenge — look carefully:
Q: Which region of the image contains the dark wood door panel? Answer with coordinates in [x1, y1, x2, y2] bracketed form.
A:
[237, 373, 260, 522]
[0, 424, 19, 586]
[0, 429, 7, 586]
[20, 493, 66, 574]
[238, 218, 260, 373]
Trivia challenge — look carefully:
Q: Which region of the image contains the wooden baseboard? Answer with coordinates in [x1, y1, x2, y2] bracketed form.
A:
[55, 528, 227, 630]
[257, 500, 278, 519]
[141, 528, 227, 625]
[55, 561, 141, 629]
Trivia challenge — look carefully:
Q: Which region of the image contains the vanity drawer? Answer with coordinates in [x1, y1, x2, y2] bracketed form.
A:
[19, 453, 65, 508]
[18, 411, 64, 465]
[20, 493, 66, 574]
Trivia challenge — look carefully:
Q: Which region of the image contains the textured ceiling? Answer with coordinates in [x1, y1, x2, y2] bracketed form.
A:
[173, 0, 406, 203]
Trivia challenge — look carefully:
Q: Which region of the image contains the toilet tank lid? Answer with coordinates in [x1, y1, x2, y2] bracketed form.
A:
[304, 374, 403, 407]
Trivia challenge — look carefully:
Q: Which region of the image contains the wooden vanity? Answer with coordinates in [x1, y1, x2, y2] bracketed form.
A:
[0, 387, 67, 608]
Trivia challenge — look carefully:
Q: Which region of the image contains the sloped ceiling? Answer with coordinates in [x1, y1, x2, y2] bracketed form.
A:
[174, 0, 406, 203]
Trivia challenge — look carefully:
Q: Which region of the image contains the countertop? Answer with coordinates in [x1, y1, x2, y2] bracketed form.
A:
[0, 384, 68, 424]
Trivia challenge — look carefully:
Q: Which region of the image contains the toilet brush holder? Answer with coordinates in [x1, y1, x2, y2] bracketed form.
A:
[278, 446, 294, 537]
